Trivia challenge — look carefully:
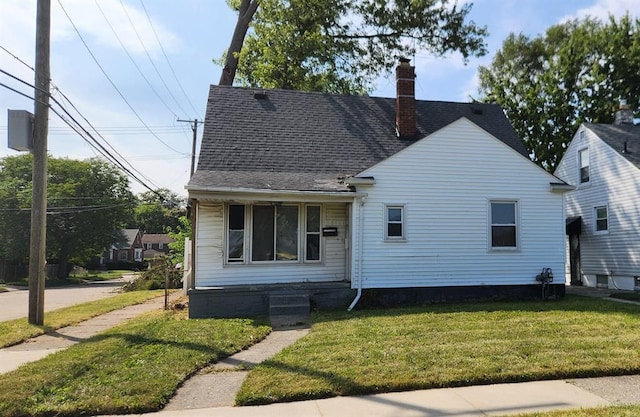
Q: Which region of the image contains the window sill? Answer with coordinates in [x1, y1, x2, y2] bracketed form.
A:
[384, 238, 407, 243]
[489, 247, 519, 253]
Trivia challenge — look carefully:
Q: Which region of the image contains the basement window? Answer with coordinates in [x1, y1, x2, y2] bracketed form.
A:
[596, 274, 608, 289]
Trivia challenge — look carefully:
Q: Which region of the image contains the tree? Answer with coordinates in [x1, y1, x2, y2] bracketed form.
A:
[220, 0, 488, 93]
[0, 155, 136, 278]
[167, 215, 191, 266]
[478, 14, 640, 171]
[132, 189, 186, 234]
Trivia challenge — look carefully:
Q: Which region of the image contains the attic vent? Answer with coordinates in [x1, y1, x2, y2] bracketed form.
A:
[253, 91, 268, 100]
[471, 107, 483, 115]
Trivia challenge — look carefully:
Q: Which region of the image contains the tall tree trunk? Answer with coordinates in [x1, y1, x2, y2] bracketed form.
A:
[219, 0, 259, 86]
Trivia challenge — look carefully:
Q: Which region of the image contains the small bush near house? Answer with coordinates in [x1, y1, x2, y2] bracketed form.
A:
[123, 260, 181, 291]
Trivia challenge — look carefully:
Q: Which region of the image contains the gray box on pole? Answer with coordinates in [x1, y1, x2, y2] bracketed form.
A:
[7, 109, 34, 151]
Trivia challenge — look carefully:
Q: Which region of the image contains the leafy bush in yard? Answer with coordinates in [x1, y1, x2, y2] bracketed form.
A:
[123, 260, 181, 291]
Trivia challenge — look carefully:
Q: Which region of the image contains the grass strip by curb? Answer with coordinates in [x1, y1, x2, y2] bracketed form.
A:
[0, 290, 164, 348]
[238, 296, 640, 406]
[515, 404, 640, 416]
[0, 309, 271, 417]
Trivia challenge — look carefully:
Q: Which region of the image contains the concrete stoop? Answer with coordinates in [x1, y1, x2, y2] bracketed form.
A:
[269, 292, 310, 328]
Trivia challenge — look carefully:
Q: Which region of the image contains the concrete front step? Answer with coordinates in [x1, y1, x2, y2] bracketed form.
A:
[269, 293, 310, 328]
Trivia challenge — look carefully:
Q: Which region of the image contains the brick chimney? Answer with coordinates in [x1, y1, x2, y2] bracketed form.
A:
[396, 58, 417, 138]
[614, 99, 635, 125]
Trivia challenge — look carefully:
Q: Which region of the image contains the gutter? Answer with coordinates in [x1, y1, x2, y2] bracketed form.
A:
[348, 196, 366, 311]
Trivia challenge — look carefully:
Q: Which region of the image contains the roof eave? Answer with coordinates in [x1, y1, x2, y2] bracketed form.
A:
[550, 182, 575, 193]
[188, 185, 361, 203]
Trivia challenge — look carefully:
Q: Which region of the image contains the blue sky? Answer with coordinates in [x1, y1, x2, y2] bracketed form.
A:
[1, 0, 638, 196]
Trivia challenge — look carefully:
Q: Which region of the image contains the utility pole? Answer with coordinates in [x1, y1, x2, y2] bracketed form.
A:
[177, 118, 202, 177]
[28, 0, 51, 325]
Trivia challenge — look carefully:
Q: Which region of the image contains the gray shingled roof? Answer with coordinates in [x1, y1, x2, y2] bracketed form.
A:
[189, 85, 528, 192]
[585, 123, 640, 168]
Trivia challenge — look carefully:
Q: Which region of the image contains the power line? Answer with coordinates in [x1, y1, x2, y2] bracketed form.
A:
[1, 67, 162, 194]
[140, 0, 201, 118]
[57, 0, 186, 155]
[94, 0, 180, 119]
[0, 45, 35, 72]
[118, 0, 191, 119]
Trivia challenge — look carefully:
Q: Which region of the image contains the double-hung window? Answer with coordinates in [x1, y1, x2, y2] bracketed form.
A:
[578, 148, 590, 184]
[594, 206, 608, 232]
[385, 205, 405, 240]
[226, 204, 322, 264]
[490, 201, 517, 249]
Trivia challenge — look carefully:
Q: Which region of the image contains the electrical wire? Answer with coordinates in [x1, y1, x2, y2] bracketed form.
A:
[57, 0, 186, 155]
[139, 0, 202, 118]
[94, 0, 180, 119]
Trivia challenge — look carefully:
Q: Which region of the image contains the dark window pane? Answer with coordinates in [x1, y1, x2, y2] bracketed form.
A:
[306, 234, 320, 261]
[252, 206, 274, 261]
[492, 226, 516, 247]
[596, 219, 608, 231]
[388, 223, 403, 237]
[580, 167, 590, 183]
[276, 206, 298, 260]
[491, 203, 515, 224]
[388, 207, 402, 222]
[228, 230, 244, 260]
[228, 205, 244, 230]
[307, 206, 320, 233]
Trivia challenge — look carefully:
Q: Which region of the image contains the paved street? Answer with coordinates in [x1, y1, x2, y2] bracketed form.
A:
[0, 276, 134, 322]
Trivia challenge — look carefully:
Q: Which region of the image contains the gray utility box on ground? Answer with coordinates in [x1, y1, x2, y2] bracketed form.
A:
[7, 109, 34, 151]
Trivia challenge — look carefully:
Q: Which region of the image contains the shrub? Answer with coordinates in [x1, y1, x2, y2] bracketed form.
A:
[123, 260, 181, 292]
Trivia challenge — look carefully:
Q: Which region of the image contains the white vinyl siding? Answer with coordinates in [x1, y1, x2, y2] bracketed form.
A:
[195, 202, 348, 286]
[351, 118, 566, 289]
[555, 126, 640, 290]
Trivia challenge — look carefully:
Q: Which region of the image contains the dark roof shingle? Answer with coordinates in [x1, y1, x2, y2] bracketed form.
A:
[585, 123, 640, 168]
[190, 86, 527, 191]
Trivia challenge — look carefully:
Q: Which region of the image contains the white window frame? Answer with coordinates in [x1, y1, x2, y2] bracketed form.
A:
[158, 242, 164, 250]
[578, 147, 590, 185]
[384, 204, 406, 241]
[594, 205, 608, 233]
[224, 203, 324, 265]
[489, 200, 519, 251]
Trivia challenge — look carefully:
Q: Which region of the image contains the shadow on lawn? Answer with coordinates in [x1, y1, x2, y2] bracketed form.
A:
[312, 294, 640, 324]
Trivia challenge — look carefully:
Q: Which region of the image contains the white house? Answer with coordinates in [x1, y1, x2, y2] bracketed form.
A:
[555, 103, 640, 291]
[186, 59, 571, 319]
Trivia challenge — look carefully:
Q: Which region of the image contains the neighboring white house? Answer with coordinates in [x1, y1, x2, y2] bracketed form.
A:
[555, 104, 640, 291]
[186, 59, 571, 318]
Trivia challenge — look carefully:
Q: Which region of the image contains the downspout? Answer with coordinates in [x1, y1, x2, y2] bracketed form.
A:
[348, 196, 366, 311]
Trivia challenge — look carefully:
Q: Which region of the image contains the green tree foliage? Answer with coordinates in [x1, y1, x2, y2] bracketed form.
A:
[0, 155, 135, 278]
[132, 189, 186, 234]
[478, 14, 640, 171]
[167, 215, 191, 265]
[222, 0, 488, 93]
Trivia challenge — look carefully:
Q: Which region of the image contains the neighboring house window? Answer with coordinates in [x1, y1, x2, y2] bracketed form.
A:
[145, 243, 152, 249]
[490, 201, 517, 249]
[305, 205, 321, 261]
[385, 205, 405, 240]
[118, 250, 128, 261]
[226, 203, 322, 264]
[595, 206, 608, 232]
[159, 242, 164, 250]
[578, 148, 589, 184]
[227, 204, 245, 263]
[134, 248, 143, 262]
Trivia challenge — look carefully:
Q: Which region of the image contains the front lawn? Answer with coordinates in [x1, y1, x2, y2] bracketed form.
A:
[0, 310, 270, 417]
[238, 296, 640, 405]
[518, 405, 640, 416]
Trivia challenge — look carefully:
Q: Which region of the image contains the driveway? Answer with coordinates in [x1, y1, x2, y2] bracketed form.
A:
[0, 275, 135, 322]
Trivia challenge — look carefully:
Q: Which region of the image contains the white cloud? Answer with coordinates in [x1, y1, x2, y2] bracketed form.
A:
[562, 0, 640, 22]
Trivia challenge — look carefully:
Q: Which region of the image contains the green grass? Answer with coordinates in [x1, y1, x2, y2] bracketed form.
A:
[0, 310, 271, 417]
[0, 290, 163, 348]
[237, 296, 640, 405]
[0, 286, 7, 293]
[610, 292, 640, 302]
[73, 269, 133, 281]
[517, 405, 640, 416]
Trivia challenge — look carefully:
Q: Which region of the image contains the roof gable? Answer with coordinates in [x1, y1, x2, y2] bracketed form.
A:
[190, 86, 527, 192]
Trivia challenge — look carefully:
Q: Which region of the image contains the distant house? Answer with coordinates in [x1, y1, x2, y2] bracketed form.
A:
[107, 229, 144, 263]
[555, 102, 640, 291]
[186, 59, 571, 319]
[142, 233, 174, 260]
